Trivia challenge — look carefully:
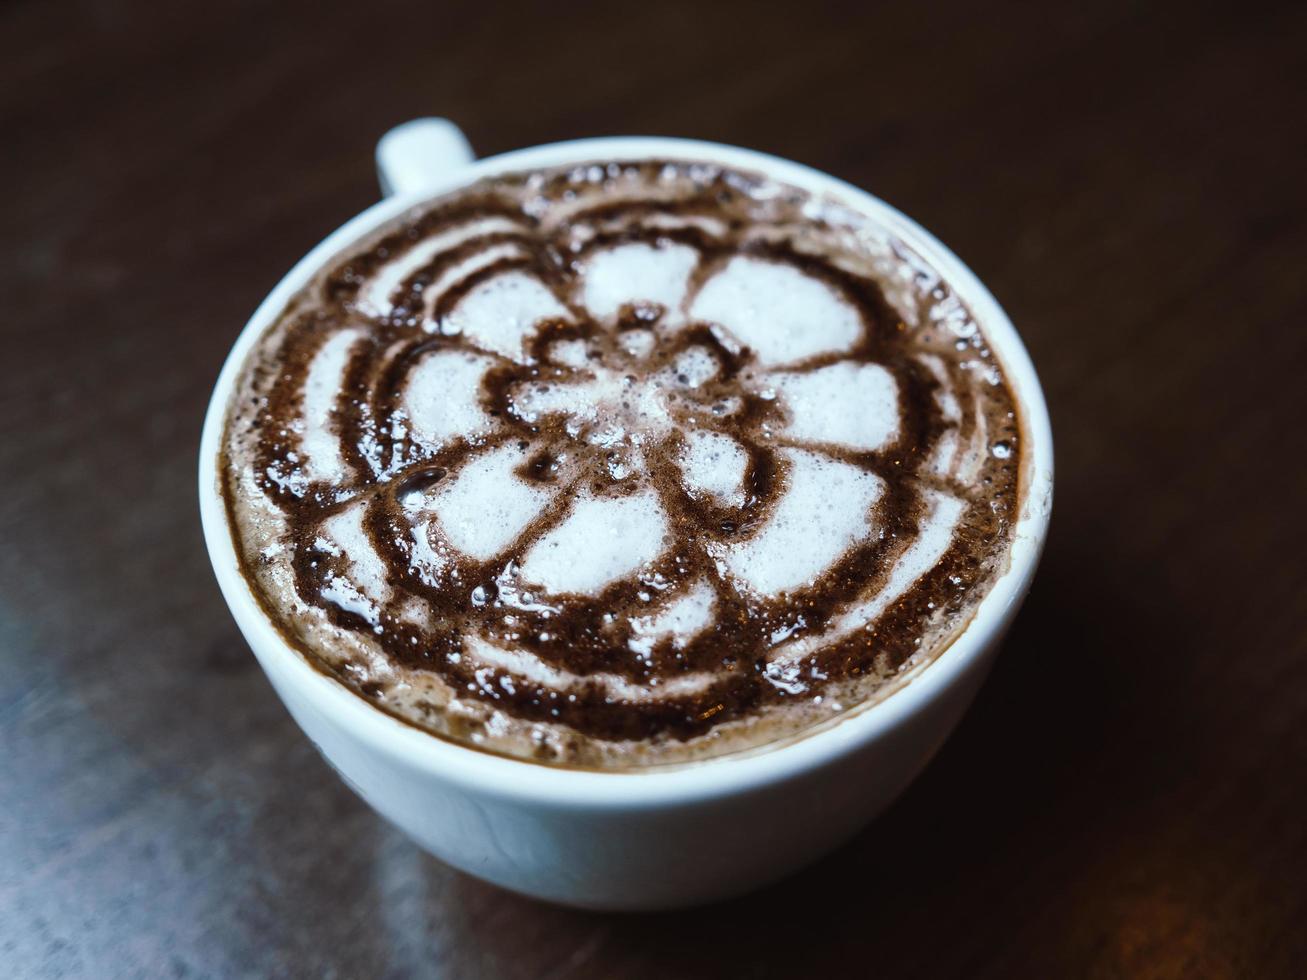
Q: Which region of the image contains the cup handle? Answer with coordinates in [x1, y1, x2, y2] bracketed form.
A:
[376, 118, 476, 198]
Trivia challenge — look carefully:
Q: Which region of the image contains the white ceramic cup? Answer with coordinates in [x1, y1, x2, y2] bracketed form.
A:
[199, 118, 1053, 911]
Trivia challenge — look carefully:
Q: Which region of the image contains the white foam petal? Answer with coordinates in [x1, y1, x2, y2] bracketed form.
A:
[511, 377, 604, 426]
[767, 489, 966, 667]
[440, 270, 570, 361]
[689, 256, 862, 366]
[639, 213, 727, 237]
[401, 349, 497, 448]
[430, 443, 556, 560]
[519, 491, 668, 595]
[463, 634, 571, 689]
[678, 429, 748, 506]
[919, 353, 963, 476]
[722, 448, 884, 596]
[509, 368, 675, 438]
[919, 353, 961, 422]
[929, 431, 959, 476]
[582, 242, 699, 320]
[621, 329, 655, 358]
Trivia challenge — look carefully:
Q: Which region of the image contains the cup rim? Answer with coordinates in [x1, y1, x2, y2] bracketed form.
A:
[198, 134, 1053, 807]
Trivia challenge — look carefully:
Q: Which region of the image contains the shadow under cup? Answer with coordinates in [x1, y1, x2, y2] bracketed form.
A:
[199, 125, 1053, 909]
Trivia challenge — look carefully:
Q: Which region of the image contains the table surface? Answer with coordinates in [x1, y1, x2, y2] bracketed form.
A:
[4, 0, 1305, 976]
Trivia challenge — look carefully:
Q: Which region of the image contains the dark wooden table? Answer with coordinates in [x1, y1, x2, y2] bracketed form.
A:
[4, 0, 1305, 976]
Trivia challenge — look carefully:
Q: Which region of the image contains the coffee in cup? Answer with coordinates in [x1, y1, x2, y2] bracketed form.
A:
[219, 158, 1023, 768]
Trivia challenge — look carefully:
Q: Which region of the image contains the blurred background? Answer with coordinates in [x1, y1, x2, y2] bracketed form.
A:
[3, 0, 1305, 976]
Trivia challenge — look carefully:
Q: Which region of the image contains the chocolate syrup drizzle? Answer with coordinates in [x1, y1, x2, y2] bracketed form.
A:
[222, 161, 1022, 763]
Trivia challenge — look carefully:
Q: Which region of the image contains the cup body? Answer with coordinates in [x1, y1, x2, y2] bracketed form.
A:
[199, 127, 1053, 910]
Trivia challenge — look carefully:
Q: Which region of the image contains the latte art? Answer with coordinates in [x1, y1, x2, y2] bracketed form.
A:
[221, 160, 1022, 767]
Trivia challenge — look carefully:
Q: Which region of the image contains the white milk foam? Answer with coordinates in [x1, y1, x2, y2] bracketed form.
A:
[301, 330, 360, 481]
[771, 362, 899, 451]
[429, 442, 554, 560]
[355, 234, 965, 662]
[719, 449, 885, 596]
[357, 216, 526, 317]
[679, 430, 748, 506]
[438, 269, 571, 358]
[373, 241, 918, 618]
[402, 350, 497, 447]
[582, 242, 698, 321]
[688, 256, 862, 365]
[225, 160, 1022, 767]
[302, 215, 966, 665]
[519, 491, 669, 595]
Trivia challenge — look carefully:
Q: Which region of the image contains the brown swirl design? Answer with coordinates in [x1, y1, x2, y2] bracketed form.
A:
[222, 160, 1021, 764]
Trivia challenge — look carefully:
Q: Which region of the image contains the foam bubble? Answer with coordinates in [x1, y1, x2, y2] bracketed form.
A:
[519, 491, 668, 595]
[689, 256, 863, 366]
[430, 442, 557, 560]
[582, 242, 699, 320]
[722, 449, 884, 595]
[401, 349, 497, 448]
[771, 362, 899, 452]
[439, 270, 570, 360]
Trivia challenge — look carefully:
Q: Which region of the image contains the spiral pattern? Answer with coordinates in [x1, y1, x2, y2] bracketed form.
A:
[222, 160, 1021, 766]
